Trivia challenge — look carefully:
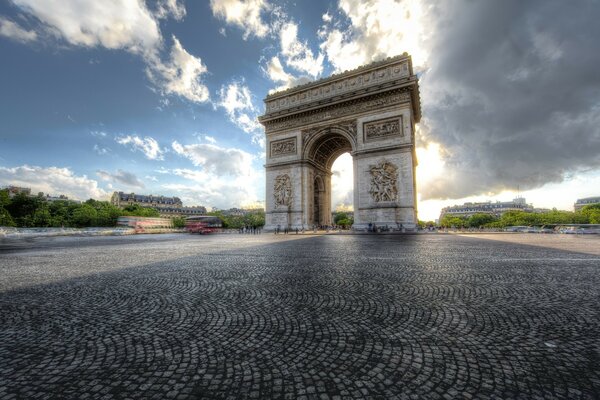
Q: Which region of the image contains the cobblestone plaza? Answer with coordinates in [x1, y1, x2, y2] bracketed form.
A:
[1, 233, 599, 399]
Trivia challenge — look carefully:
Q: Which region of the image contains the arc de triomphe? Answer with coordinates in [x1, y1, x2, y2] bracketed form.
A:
[259, 54, 421, 231]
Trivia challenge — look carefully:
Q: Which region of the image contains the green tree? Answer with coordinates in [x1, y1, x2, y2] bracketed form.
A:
[580, 204, 600, 224]
[440, 215, 467, 228]
[122, 203, 160, 217]
[334, 212, 348, 224]
[172, 216, 186, 228]
[5, 193, 41, 226]
[244, 211, 265, 227]
[467, 213, 498, 228]
[0, 189, 10, 207]
[71, 204, 98, 227]
[207, 210, 228, 228]
[32, 206, 52, 227]
[0, 207, 15, 227]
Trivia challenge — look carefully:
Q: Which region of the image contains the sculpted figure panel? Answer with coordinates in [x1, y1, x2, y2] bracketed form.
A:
[364, 117, 403, 142]
[270, 138, 297, 157]
[369, 161, 398, 202]
[273, 174, 292, 207]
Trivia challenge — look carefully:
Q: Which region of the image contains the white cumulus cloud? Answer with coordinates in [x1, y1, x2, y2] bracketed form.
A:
[0, 16, 37, 43]
[279, 22, 323, 77]
[319, 0, 427, 72]
[153, 0, 186, 21]
[0, 165, 108, 200]
[96, 169, 145, 189]
[8, 0, 209, 104]
[146, 36, 210, 103]
[11, 0, 161, 55]
[210, 0, 271, 39]
[216, 81, 263, 142]
[116, 135, 165, 160]
[166, 140, 263, 208]
[172, 141, 253, 176]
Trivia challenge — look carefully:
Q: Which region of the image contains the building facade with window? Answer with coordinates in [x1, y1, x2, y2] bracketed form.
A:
[439, 197, 534, 221]
[110, 191, 206, 218]
[574, 196, 600, 211]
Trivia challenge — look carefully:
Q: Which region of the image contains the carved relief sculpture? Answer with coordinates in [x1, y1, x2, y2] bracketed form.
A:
[369, 161, 398, 202]
[270, 138, 297, 157]
[273, 174, 292, 207]
[364, 117, 402, 142]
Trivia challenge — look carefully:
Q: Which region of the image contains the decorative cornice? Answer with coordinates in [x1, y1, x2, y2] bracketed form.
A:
[263, 89, 412, 134]
[265, 53, 413, 100]
[261, 54, 419, 120]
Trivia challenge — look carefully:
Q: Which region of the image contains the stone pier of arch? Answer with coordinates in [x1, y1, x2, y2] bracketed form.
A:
[259, 54, 421, 232]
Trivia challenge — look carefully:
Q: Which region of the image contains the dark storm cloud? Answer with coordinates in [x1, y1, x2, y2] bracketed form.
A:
[419, 0, 600, 199]
[96, 169, 145, 189]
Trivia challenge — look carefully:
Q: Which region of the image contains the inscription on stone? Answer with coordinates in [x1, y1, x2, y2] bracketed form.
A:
[364, 117, 403, 142]
[369, 161, 398, 202]
[270, 138, 297, 157]
[274, 174, 292, 207]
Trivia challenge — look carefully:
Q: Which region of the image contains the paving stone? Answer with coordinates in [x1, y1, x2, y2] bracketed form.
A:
[0, 233, 599, 399]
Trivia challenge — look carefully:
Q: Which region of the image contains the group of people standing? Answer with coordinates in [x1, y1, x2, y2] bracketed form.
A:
[239, 226, 261, 234]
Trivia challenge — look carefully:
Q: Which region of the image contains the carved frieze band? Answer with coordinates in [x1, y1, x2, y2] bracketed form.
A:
[265, 90, 410, 134]
[273, 174, 292, 208]
[364, 116, 403, 142]
[270, 137, 297, 158]
[369, 161, 398, 203]
[265, 61, 409, 113]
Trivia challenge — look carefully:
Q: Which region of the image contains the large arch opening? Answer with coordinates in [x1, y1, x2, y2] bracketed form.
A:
[305, 131, 354, 228]
[331, 152, 354, 226]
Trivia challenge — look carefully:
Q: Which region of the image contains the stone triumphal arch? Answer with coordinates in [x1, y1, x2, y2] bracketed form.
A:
[259, 54, 421, 231]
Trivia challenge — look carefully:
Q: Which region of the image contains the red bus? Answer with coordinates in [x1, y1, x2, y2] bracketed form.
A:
[117, 216, 173, 233]
[185, 216, 222, 234]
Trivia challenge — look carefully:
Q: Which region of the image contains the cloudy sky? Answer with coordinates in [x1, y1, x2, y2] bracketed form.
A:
[1, 0, 599, 220]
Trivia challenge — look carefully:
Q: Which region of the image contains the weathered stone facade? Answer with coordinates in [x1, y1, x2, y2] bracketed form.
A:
[259, 54, 421, 231]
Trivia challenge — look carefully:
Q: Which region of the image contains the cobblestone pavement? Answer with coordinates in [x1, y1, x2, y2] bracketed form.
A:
[1, 233, 599, 399]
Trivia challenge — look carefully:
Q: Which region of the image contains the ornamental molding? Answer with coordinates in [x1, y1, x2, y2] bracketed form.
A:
[363, 116, 403, 142]
[264, 58, 410, 114]
[265, 89, 410, 134]
[270, 137, 297, 158]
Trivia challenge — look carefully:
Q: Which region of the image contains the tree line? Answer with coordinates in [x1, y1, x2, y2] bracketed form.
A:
[0, 190, 271, 230]
[206, 210, 265, 229]
[0, 190, 162, 228]
[436, 206, 600, 229]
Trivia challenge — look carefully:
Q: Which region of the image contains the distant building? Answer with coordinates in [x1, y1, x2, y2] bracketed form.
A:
[222, 207, 264, 216]
[43, 194, 79, 203]
[439, 197, 534, 220]
[3, 186, 31, 198]
[155, 206, 207, 218]
[110, 191, 206, 218]
[111, 191, 183, 208]
[574, 196, 600, 211]
[2, 186, 78, 203]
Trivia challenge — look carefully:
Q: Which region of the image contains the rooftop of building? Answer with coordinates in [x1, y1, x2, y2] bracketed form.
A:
[575, 196, 600, 203]
[115, 191, 181, 203]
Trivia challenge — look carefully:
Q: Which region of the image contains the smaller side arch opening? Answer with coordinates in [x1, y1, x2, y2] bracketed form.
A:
[313, 175, 325, 227]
